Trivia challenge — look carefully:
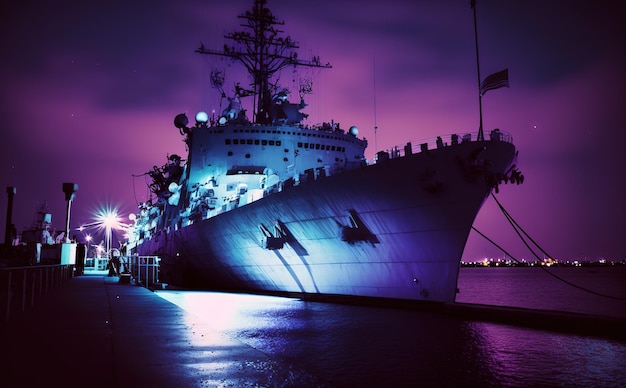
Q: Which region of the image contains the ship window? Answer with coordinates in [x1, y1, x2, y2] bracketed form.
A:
[331, 145, 336, 151]
[283, 157, 288, 162]
[245, 129, 250, 133]
[225, 139, 231, 145]
[304, 143, 309, 149]
[262, 140, 268, 146]
[272, 130, 277, 134]
[228, 151, 233, 156]
[297, 142, 303, 147]
[315, 144, 320, 150]
[269, 140, 275, 145]
[254, 139, 260, 145]
[284, 148, 289, 153]
[245, 153, 251, 158]
[233, 139, 239, 145]
[247, 139, 253, 145]
[276, 140, 281, 146]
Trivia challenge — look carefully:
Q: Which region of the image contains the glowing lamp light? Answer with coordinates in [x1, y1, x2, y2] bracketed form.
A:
[195, 111, 209, 123]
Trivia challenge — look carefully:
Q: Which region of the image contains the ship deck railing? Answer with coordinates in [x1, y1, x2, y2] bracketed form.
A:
[128, 130, 513, 234]
[373, 130, 513, 163]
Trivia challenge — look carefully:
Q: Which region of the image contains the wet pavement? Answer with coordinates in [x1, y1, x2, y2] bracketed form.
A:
[0, 272, 324, 387]
[2, 270, 625, 387]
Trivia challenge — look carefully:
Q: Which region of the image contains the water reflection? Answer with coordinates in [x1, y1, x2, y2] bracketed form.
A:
[157, 291, 626, 387]
[469, 322, 626, 387]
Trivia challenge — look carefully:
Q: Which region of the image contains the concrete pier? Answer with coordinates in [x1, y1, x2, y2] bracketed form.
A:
[1, 271, 624, 386]
[0, 272, 321, 387]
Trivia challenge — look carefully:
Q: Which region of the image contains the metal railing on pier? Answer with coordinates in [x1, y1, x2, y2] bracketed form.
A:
[0, 265, 73, 323]
[122, 255, 161, 289]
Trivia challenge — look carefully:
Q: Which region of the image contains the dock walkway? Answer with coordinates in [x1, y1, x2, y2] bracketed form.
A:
[2, 270, 624, 387]
[0, 272, 310, 387]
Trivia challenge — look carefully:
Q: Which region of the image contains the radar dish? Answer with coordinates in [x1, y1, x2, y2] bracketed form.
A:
[174, 113, 189, 129]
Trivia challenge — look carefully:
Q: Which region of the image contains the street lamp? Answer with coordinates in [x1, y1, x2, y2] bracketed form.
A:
[95, 207, 121, 258]
[85, 234, 92, 257]
[62, 182, 78, 243]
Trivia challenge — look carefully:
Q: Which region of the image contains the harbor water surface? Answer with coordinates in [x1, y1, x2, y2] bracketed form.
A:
[156, 266, 626, 387]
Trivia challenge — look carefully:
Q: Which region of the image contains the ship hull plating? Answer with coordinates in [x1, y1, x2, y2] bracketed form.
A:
[134, 140, 516, 303]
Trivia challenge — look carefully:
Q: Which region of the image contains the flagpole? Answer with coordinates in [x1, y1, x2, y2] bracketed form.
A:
[471, 0, 484, 141]
[373, 52, 378, 153]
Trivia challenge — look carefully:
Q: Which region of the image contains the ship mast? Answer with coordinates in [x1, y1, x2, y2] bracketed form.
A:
[196, 0, 331, 124]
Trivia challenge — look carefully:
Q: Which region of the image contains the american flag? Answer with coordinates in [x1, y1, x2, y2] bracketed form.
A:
[480, 69, 509, 96]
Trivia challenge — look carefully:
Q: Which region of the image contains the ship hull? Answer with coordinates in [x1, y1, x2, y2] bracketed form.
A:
[133, 140, 516, 303]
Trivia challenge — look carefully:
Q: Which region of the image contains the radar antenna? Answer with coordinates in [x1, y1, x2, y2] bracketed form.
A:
[195, 0, 331, 124]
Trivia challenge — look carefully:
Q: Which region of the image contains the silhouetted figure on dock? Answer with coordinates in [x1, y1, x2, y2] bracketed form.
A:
[108, 255, 121, 276]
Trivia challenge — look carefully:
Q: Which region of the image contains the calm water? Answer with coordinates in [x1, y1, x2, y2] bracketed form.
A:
[457, 266, 626, 319]
[157, 267, 626, 387]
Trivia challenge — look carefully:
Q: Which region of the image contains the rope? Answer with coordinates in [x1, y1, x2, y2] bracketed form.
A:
[471, 193, 626, 301]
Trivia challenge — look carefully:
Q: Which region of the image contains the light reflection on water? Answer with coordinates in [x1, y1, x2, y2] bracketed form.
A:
[157, 290, 626, 387]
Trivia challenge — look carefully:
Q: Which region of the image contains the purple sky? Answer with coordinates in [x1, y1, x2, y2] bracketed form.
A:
[1, 0, 624, 262]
